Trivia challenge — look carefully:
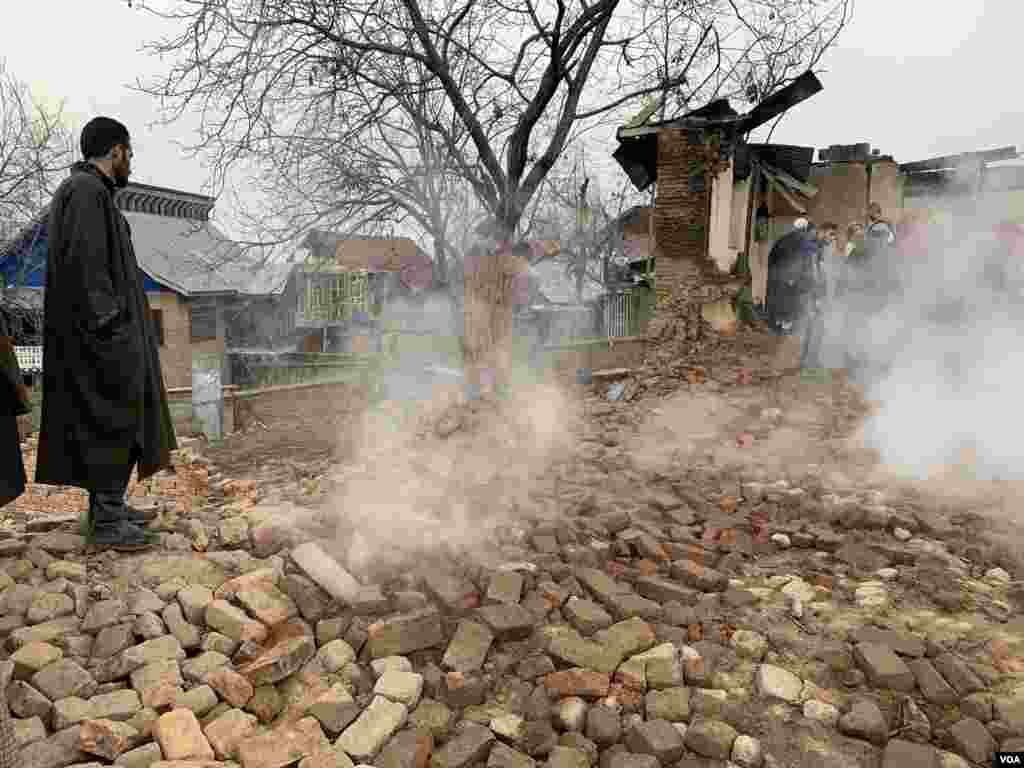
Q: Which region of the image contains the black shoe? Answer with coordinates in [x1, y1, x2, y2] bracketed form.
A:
[124, 504, 159, 525]
[81, 505, 157, 536]
[91, 522, 159, 552]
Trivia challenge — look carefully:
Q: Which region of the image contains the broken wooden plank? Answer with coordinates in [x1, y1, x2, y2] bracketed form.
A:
[591, 368, 634, 380]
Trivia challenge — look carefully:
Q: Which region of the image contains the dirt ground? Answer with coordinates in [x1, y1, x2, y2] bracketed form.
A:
[201, 405, 359, 480]
[198, 329, 999, 500]
[185, 325, 1024, 579]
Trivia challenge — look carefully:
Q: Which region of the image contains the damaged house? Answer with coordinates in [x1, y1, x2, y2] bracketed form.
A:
[612, 71, 825, 338]
[297, 231, 439, 354]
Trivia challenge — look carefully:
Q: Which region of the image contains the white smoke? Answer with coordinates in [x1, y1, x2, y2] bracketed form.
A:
[843, 203, 1024, 481]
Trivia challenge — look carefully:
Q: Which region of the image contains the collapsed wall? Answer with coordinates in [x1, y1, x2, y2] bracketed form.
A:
[645, 128, 747, 369]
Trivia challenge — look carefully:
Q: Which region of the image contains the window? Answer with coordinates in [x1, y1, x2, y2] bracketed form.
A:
[149, 308, 165, 346]
[301, 271, 368, 323]
[189, 304, 217, 342]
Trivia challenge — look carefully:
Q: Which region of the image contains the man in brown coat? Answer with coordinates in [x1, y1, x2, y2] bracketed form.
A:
[36, 117, 177, 550]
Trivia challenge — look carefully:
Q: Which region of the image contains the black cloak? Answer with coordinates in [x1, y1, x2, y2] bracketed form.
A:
[766, 229, 818, 328]
[35, 163, 177, 490]
[0, 313, 26, 507]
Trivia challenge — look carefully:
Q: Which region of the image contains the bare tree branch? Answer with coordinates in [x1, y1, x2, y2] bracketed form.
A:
[130, 0, 849, 264]
[0, 60, 75, 249]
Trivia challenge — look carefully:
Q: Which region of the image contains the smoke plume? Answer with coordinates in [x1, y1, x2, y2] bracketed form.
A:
[324, 287, 579, 582]
[840, 202, 1024, 483]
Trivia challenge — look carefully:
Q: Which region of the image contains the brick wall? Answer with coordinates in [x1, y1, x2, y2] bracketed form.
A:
[807, 160, 905, 237]
[868, 161, 904, 221]
[147, 292, 227, 390]
[543, 337, 648, 376]
[648, 128, 743, 359]
[232, 380, 370, 432]
[807, 162, 870, 234]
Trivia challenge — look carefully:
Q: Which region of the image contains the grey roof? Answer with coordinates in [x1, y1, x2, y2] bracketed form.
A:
[1, 286, 44, 310]
[1, 186, 294, 298]
[123, 212, 293, 297]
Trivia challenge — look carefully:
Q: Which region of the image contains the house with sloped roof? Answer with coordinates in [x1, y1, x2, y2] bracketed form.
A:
[0, 181, 300, 389]
[295, 230, 440, 353]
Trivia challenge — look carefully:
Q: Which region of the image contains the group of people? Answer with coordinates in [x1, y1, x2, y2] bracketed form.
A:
[764, 202, 899, 376]
[2, 116, 176, 553]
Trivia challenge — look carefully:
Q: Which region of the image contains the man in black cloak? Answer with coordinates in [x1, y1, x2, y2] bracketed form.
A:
[35, 117, 176, 550]
[766, 218, 820, 339]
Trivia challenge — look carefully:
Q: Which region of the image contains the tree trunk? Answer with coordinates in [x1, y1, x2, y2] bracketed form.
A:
[461, 215, 525, 396]
[575, 246, 585, 303]
[434, 248, 448, 287]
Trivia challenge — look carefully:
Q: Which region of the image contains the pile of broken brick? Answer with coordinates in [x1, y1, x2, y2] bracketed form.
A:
[7, 437, 214, 523]
[2, 476, 1024, 768]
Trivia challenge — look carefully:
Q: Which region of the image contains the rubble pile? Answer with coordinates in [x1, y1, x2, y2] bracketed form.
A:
[1, 462, 1023, 768]
[7, 436, 214, 524]
[3, 362, 1023, 768]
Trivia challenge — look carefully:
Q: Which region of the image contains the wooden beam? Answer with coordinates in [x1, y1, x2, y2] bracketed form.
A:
[740, 71, 824, 134]
[617, 125, 664, 139]
[761, 163, 818, 198]
[765, 174, 807, 214]
[899, 146, 1017, 174]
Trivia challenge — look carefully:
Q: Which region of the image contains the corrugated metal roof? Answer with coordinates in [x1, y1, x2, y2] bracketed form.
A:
[748, 144, 816, 183]
[2, 209, 293, 297]
[123, 212, 240, 294]
[2, 175, 295, 297]
[758, 162, 818, 198]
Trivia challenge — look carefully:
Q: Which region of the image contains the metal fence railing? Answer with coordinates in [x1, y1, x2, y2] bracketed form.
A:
[14, 346, 42, 373]
[603, 291, 633, 338]
[602, 288, 654, 338]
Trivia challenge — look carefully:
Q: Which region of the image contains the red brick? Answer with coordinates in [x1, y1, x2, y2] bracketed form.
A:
[543, 669, 611, 698]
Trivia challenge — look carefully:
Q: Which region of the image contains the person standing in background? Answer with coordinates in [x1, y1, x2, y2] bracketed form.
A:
[765, 218, 820, 372]
[0, 310, 25, 767]
[809, 222, 847, 371]
[844, 221, 865, 261]
[765, 217, 819, 337]
[866, 202, 896, 248]
[817, 223, 840, 301]
[0, 311, 28, 508]
[797, 222, 832, 370]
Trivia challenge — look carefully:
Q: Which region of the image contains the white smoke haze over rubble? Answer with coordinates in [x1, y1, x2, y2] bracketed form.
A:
[304, 199, 1024, 583]
[330, 383, 580, 581]
[322, 288, 581, 582]
[846, 203, 1024, 488]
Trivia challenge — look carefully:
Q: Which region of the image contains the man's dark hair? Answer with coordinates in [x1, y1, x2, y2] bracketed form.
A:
[80, 117, 130, 160]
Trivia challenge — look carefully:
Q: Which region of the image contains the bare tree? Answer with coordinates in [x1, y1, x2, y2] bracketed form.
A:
[132, 0, 849, 243]
[528, 155, 639, 301]
[227, 61, 488, 285]
[0, 60, 74, 247]
[131, 0, 848, 381]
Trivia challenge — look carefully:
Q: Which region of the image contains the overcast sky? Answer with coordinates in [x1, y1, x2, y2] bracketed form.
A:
[1, 0, 1020, 238]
